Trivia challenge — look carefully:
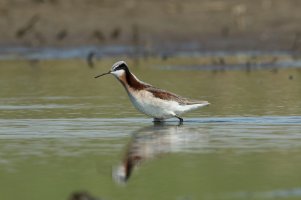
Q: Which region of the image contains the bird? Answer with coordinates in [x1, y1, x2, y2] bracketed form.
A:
[94, 61, 209, 123]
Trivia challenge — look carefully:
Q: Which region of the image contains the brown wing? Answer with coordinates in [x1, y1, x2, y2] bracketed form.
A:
[145, 86, 208, 105]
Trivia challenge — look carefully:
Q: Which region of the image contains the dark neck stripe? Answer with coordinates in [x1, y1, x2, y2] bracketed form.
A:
[125, 71, 147, 90]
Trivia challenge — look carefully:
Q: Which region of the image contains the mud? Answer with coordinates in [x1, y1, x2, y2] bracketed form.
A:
[0, 0, 300, 51]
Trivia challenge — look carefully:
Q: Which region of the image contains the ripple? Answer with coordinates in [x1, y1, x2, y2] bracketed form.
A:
[223, 187, 301, 199]
[0, 104, 82, 110]
[0, 116, 300, 153]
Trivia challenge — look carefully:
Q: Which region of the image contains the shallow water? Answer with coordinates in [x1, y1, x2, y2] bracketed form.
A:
[0, 59, 301, 200]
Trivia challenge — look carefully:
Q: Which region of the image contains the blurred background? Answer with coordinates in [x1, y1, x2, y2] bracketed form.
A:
[0, 0, 300, 51]
[1, 1, 301, 200]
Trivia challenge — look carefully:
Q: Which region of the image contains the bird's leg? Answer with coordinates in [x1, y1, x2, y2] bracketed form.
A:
[175, 115, 184, 123]
[153, 118, 162, 122]
[153, 118, 165, 125]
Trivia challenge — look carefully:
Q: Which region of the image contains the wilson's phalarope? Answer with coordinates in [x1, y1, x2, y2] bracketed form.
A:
[95, 61, 209, 122]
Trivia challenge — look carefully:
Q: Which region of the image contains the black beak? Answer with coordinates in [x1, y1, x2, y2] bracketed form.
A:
[94, 71, 111, 78]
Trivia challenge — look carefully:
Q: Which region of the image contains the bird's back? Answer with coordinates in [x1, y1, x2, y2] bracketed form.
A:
[145, 86, 209, 106]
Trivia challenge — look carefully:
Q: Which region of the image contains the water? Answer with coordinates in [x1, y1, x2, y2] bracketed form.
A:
[0, 58, 301, 200]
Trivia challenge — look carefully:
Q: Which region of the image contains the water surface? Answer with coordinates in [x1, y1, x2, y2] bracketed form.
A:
[0, 59, 301, 200]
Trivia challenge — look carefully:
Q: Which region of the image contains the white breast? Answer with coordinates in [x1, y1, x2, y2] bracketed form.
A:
[126, 89, 205, 119]
[126, 90, 174, 119]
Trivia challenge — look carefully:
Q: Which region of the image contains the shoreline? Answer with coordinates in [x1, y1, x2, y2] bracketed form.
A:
[0, 45, 300, 72]
[0, 43, 297, 59]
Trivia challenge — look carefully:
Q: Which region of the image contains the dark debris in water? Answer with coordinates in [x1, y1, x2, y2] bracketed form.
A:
[0, 45, 300, 71]
[69, 191, 101, 200]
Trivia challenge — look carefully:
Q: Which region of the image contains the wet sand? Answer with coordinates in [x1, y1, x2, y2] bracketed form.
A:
[0, 0, 301, 51]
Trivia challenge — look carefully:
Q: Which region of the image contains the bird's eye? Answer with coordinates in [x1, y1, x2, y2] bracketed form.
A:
[114, 65, 123, 71]
[112, 63, 127, 72]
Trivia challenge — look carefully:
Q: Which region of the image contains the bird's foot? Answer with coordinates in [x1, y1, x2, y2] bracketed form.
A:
[153, 118, 165, 125]
[175, 115, 184, 125]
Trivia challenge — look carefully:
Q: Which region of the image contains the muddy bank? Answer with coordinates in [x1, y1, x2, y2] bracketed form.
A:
[0, 0, 301, 51]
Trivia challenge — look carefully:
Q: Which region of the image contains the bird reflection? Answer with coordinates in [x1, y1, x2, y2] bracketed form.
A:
[113, 122, 200, 184]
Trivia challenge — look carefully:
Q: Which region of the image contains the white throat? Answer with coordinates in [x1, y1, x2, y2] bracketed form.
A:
[111, 69, 125, 78]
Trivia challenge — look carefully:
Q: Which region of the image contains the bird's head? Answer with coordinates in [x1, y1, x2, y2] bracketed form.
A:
[94, 61, 129, 79]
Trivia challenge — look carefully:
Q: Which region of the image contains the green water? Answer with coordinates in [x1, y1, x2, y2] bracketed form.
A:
[1, 59, 301, 200]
